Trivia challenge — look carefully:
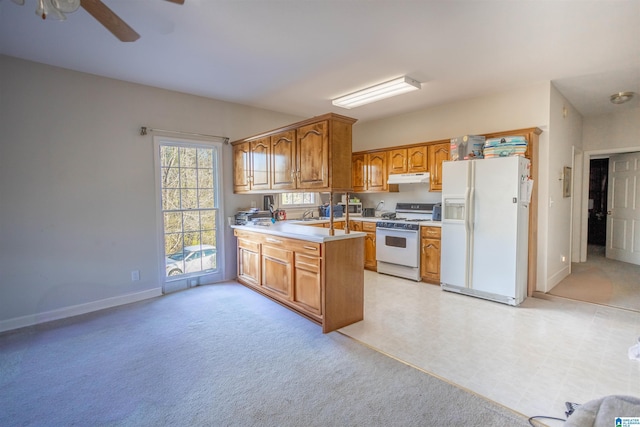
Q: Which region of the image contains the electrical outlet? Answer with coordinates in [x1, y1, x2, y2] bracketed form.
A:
[131, 270, 140, 281]
[250, 200, 256, 208]
[561, 255, 566, 263]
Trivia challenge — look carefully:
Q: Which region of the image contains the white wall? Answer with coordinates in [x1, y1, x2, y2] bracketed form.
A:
[352, 82, 558, 292]
[545, 84, 583, 291]
[0, 55, 303, 331]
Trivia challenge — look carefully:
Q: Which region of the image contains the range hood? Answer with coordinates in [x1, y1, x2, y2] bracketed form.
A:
[387, 172, 430, 185]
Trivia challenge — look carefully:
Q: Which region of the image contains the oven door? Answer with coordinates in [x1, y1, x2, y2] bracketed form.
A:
[375, 227, 420, 268]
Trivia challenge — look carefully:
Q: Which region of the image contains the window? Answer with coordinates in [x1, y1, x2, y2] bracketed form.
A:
[280, 192, 317, 207]
[157, 139, 224, 287]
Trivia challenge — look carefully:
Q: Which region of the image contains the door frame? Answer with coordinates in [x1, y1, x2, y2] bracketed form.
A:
[578, 146, 640, 262]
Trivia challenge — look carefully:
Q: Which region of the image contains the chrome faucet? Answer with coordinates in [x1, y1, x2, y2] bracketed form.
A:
[302, 209, 315, 219]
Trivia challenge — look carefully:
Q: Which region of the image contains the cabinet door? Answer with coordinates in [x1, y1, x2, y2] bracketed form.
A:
[428, 143, 450, 192]
[293, 254, 322, 316]
[367, 152, 388, 192]
[352, 153, 367, 192]
[233, 142, 251, 193]
[261, 245, 293, 299]
[364, 232, 377, 270]
[297, 121, 329, 190]
[237, 239, 260, 288]
[389, 149, 407, 174]
[350, 220, 362, 231]
[271, 130, 296, 190]
[421, 237, 441, 283]
[250, 137, 271, 190]
[407, 146, 428, 173]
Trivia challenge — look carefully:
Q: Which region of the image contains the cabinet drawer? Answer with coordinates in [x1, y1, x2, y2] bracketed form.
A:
[262, 244, 291, 261]
[286, 239, 322, 257]
[237, 237, 260, 252]
[421, 226, 441, 239]
[362, 222, 377, 232]
[295, 253, 320, 272]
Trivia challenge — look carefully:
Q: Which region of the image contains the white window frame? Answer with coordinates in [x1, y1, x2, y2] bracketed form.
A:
[153, 136, 226, 293]
[279, 192, 318, 208]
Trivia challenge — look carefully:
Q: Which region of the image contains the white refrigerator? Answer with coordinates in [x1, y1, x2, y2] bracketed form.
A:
[440, 156, 531, 306]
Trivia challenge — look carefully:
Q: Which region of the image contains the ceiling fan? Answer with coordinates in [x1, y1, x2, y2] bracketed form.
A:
[11, 0, 184, 42]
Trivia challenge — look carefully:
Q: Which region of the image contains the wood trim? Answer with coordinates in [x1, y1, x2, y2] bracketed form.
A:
[230, 113, 357, 145]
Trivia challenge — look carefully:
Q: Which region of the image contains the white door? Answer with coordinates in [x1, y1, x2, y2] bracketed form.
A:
[606, 152, 640, 265]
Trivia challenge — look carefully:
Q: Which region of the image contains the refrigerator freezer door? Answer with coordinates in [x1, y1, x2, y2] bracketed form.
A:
[440, 161, 471, 288]
[470, 157, 528, 301]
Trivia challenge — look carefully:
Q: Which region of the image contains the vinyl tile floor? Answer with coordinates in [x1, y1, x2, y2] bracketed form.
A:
[339, 270, 640, 425]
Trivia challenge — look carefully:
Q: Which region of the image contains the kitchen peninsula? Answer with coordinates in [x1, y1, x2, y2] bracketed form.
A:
[231, 222, 365, 333]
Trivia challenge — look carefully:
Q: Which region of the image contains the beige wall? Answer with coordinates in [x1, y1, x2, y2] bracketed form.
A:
[0, 55, 303, 331]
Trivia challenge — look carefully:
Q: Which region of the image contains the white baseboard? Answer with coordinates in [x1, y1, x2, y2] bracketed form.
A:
[546, 264, 571, 293]
[0, 288, 162, 333]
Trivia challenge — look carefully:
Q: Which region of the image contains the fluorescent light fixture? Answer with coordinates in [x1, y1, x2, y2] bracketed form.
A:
[332, 76, 421, 109]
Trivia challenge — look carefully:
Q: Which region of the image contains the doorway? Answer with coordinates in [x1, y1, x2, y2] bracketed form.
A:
[549, 149, 640, 312]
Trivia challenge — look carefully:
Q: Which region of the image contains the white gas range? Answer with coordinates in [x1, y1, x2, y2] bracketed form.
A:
[375, 203, 438, 281]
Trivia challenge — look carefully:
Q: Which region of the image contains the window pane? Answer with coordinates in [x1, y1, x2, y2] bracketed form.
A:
[201, 211, 215, 230]
[180, 168, 197, 189]
[162, 167, 180, 187]
[161, 146, 180, 167]
[180, 147, 197, 167]
[164, 212, 182, 233]
[197, 149, 213, 168]
[183, 211, 200, 232]
[162, 189, 180, 211]
[280, 192, 316, 206]
[182, 189, 197, 209]
[198, 170, 213, 189]
[198, 189, 214, 208]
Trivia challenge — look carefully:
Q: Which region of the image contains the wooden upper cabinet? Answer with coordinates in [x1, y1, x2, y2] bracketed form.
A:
[233, 141, 251, 193]
[389, 149, 408, 174]
[297, 121, 329, 190]
[231, 113, 357, 193]
[428, 142, 450, 191]
[271, 130, 296, 190]
[407, 146, 428, 173]
[250, 137, 271, 191]
[367, 152, 388, 192]
[352, 153, 367, 193]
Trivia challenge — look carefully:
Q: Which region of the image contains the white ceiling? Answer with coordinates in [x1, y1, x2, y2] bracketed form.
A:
[1, 0, 639, 123]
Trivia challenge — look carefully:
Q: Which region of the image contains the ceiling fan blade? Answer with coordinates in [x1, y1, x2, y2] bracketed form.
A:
[164, 0, 185, 4]
[80, 0, 140, 42]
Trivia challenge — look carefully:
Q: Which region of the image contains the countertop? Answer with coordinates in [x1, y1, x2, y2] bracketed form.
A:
[231, 222, 366, 243]
[287, 216, 442, 227]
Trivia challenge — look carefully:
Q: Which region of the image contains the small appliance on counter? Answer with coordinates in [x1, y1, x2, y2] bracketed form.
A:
[337, 202, 362, 215]
[235, 209, 272, 225]
[362, 208, 376, 217]
[319, 204, 343, 218]
[432, 203, 442, 221]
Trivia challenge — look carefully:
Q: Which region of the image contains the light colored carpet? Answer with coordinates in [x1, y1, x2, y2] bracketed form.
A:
[550, 245, 640, 312]
[0, 282, 530, 427]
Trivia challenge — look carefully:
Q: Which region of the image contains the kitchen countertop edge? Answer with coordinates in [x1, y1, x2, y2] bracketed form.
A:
[231, 223, 366, 243]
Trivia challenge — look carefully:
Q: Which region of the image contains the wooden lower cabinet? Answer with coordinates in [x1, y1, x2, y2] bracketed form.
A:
[421, 226, 441, 284]
[293, 253, 322, 316]
[349, 220, 376, 270]
[233, 228, 364, 332]
[237, 237, 260, 287]
[261, 244, 293, 299]
[362, 222, 377, 271]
